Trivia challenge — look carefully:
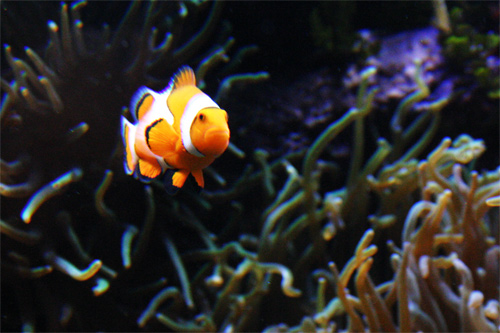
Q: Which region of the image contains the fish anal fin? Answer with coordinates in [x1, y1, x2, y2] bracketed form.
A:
[191, 170, 204, 188]
[163, 169, 180, 195]
[131, 88, 155, 121]
[173, 66, 196, 89]
[138, 158, 162, 180]
[145, 118, 177, 157]
[171, 169, 190, 188]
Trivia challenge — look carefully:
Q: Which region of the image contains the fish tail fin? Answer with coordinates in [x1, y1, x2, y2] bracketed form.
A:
[121, 116, 138, 176]
[130, 87, 156, 122]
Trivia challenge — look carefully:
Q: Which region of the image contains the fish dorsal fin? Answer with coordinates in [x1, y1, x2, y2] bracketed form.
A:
[173, 66, 196, 89]
[131, 87, 155, 121]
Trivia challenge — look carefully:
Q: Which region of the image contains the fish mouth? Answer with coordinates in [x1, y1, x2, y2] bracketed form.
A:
[206, 128, 230, 138]
[204, 128, 230, 156]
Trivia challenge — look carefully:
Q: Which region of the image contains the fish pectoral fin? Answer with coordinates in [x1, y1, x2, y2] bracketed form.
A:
[138, 159, 162, 181]
[145, 118, 177, 157]
[171, 169, 190, 188]
[191, 170, 204, 188]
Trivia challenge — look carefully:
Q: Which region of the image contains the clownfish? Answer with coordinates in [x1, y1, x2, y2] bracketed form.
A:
[121, 66, 230, 192]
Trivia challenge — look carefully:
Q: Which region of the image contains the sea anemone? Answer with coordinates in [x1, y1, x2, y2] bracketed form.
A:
[1, 1, 267, 331]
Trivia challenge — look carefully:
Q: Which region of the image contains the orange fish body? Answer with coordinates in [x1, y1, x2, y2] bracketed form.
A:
[121, 67, 230, 190]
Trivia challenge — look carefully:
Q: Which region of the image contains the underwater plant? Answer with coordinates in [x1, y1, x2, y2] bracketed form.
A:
[443, 4, 500, 98]
[1, 1, 498, 332]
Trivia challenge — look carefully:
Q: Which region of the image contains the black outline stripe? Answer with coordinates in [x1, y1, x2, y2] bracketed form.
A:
[145, 118, 164, 151]
[135, 93, 152, 120]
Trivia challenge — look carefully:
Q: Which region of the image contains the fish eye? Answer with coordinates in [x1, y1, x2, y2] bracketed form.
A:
[199, 113, 205, 121]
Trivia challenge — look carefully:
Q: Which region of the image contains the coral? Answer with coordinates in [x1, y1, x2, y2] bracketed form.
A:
[344, 27, 444, 103]
[224, 68, 348, 157]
